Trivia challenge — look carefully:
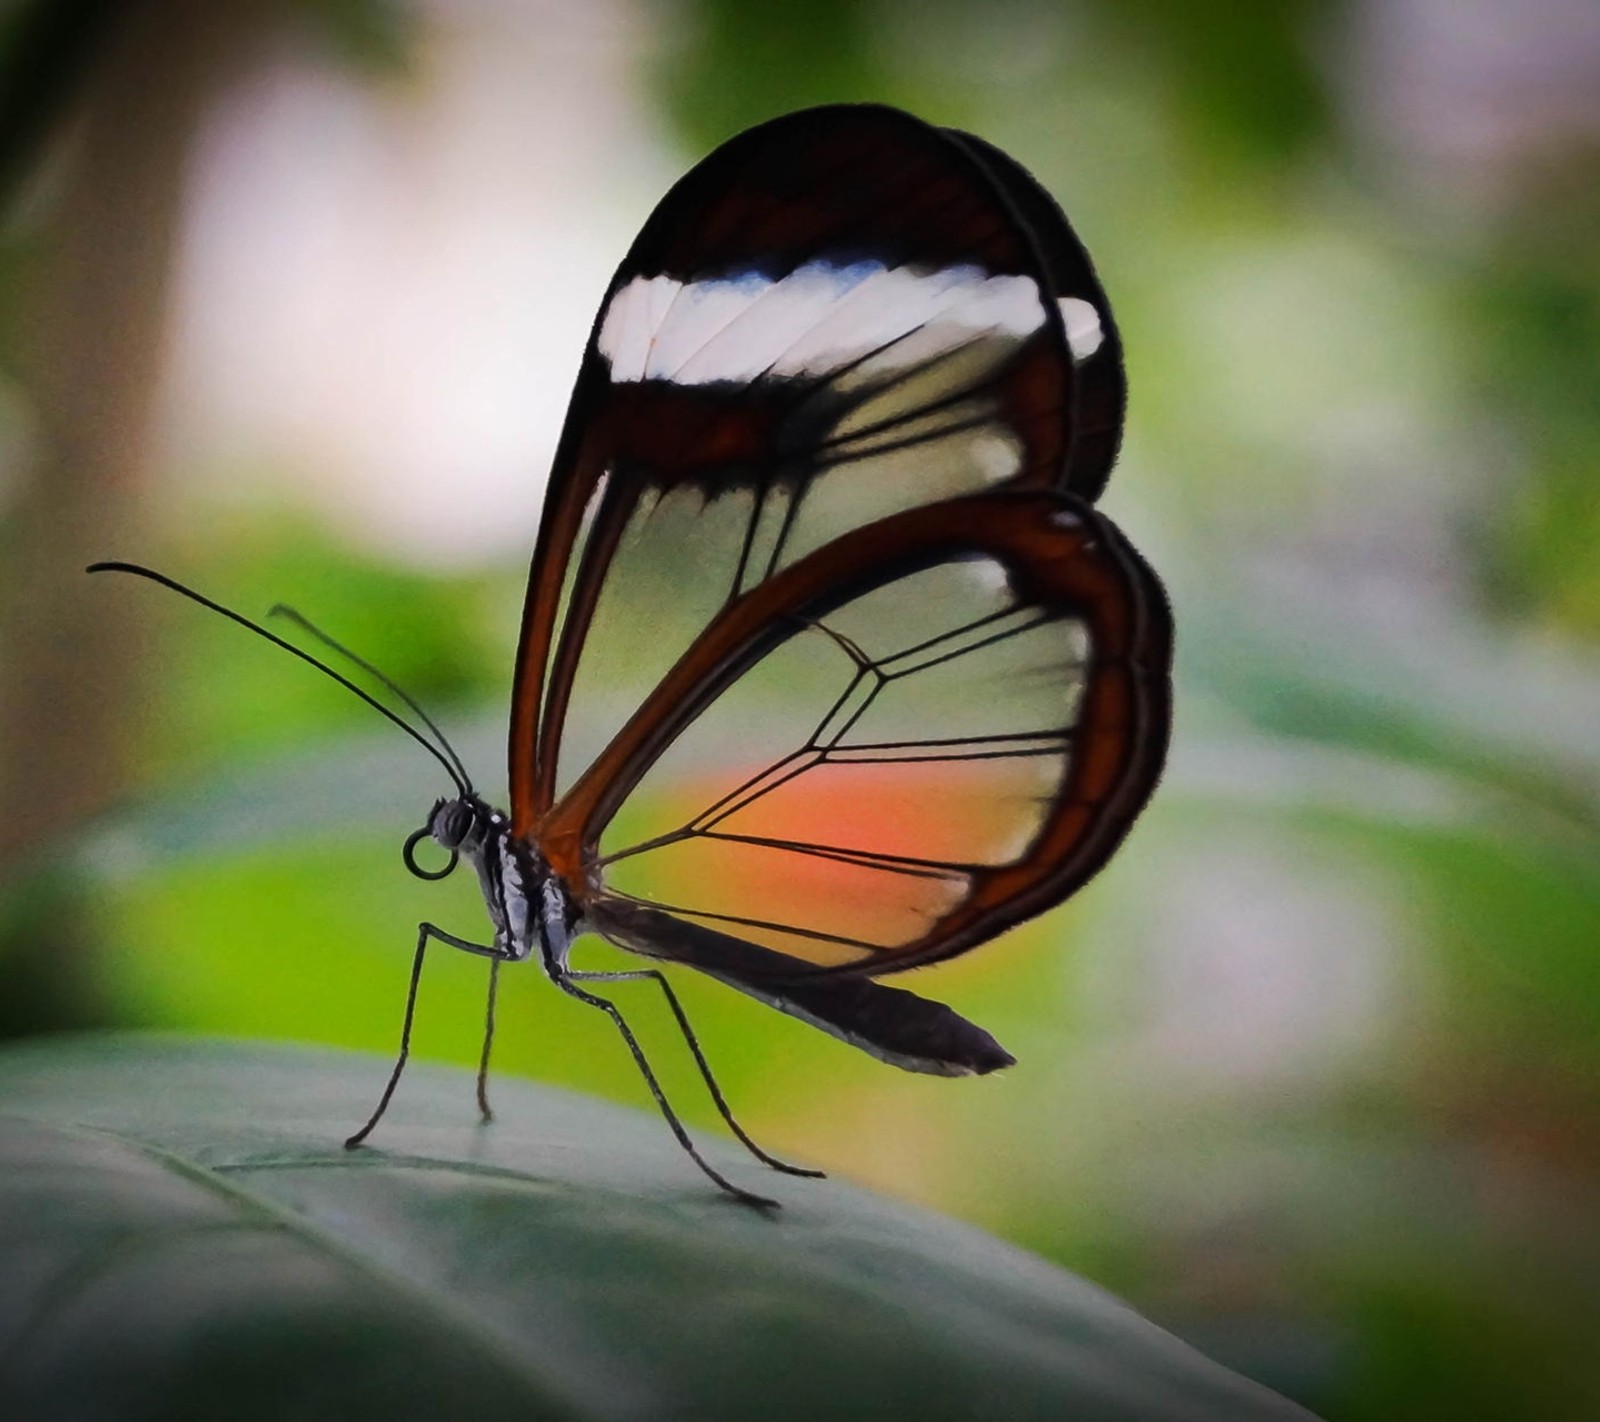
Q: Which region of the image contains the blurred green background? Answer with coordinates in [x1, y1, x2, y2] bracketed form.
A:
[3, 1, 1599, 1418]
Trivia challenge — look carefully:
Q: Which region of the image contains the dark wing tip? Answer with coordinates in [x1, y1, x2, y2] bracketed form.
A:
[969, 1036, 1019, 1076]
[730, 968, 1018, 1078]
[587, 896, 1015, 1076]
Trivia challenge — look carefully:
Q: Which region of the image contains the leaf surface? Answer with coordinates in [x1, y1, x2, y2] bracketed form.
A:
[0, 1034, 1318, 1422]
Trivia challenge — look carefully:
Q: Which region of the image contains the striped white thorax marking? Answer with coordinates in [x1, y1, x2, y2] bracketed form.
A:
[480, 822, 575, 967]
[430, 797, 557, 964]
[597, 259, 1105, 386]
[494, 832, 534, 960]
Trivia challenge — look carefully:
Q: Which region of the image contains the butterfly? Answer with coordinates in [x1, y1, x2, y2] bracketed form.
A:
[93, 103, 1171, 1207]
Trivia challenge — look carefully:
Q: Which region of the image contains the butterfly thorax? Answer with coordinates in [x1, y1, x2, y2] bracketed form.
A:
[423, 795, 576, 967]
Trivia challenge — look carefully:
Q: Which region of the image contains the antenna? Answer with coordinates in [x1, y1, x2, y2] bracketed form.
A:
[269, 603, 474, 794]
[87, 562, 473, 799]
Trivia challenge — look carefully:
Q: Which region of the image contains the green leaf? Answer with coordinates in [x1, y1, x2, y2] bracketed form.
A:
[0, 1034, 1317, 1421]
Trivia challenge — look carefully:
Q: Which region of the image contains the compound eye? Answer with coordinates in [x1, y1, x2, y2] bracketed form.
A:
[442, 803, 475, 847]
[425, 799, 466, 849]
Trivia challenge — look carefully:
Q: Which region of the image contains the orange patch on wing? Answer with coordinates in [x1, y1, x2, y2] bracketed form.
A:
[602, 756, 1059, 962]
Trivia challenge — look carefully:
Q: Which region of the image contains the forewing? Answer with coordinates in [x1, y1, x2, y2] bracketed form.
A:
[943, 127, 1126, 498]
[509, 105, 1122, 830]
[543, 492, 1170, 979]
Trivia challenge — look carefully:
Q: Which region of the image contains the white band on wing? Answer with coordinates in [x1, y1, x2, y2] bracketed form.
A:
[1058, 296, 1105, 360]
[598, 260, 1065, 386]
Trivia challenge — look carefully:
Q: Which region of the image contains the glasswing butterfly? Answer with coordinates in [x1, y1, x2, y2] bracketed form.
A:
[93, 104, 1171, 1206]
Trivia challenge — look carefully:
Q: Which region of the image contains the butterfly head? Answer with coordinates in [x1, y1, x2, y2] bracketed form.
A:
[403, 795, 492, 881]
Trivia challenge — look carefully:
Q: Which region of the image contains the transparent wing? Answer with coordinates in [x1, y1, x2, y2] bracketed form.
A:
[508, 105, 1124, 830]
[543, 492, 1170, 979]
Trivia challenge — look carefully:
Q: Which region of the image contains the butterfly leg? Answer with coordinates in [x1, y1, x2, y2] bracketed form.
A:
[347, 922, 504, 1149]
[475, 957, 501, 1123]
[549, 969, 780, 1209]
[565, 966, 824, 1179]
